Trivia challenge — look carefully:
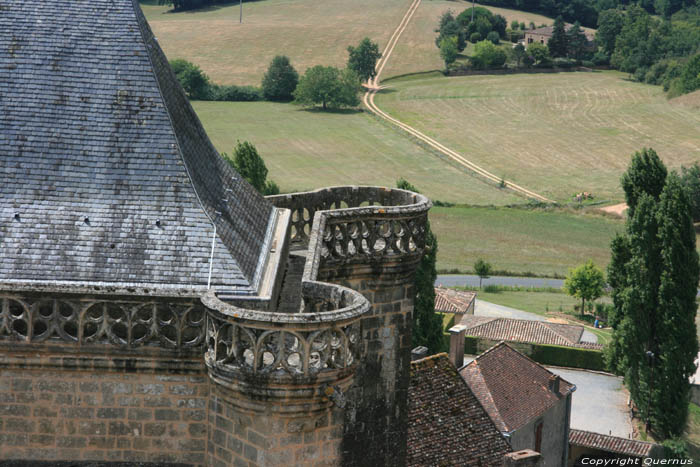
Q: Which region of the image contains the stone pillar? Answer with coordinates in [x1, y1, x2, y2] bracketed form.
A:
[318, 258, 421, 467]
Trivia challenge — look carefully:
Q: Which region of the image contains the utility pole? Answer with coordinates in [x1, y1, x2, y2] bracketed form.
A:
[472, 0, 475, 22]
[240, 0, 242, 23]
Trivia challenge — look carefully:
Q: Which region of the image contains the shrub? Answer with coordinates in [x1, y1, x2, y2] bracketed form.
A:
[581, 60, 595, 67]
[486, 31, 500, 44]
[470, 32, 482, 43]
[169, 59, 210, 100]
[262, 55, 299, 101]
[592, 51, 610, 66]
[527, 42, 550, 65]
[209, 84, 263, 102]
[510, 20, 520, 30]
[553, 57, 576, 68]
[471, 40, 506, 69]
[662, 439, 690, 460]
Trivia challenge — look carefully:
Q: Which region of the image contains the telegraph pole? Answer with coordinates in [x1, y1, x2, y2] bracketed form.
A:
[240, 0, 242, 23]
[472, 0, 475, 22]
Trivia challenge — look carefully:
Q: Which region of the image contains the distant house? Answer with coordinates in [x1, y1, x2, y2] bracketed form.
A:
[434, 286, 476, 315]
[524, 25, 595, 48]
[459, 315, 603, 350]
[407, 353, 512, 466]
[568, 429, 663, 466]
[460, 343, 576, 467]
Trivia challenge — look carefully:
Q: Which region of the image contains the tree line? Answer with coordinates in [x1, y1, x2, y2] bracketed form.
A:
[596, 5, 700, 97]
[170, 38, 381, 109]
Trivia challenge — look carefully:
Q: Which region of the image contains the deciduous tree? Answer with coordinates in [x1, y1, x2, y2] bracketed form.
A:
[293, 66, 361, 110]
[347, 38, 382, 83]
[564, 260, 605, 316]
[440, 36, 459, 70]
[473, 259, 492, 289]
[223, 141, 279, 195]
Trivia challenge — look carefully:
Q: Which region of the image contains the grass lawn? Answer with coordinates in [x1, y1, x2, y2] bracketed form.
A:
[192, 100, 521, 204]
[375, 71, 700, 203]
[141, 0, 411, 86]
[382, 0, 564, 80]
[686, 403, 700, 460]
[430, 205, 624, 276]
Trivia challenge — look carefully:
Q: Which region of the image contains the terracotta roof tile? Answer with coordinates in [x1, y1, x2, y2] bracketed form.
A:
[460, 343, 574, 432]
[434, 287, 476, 314]
[408, 353, 511, 466]
[569, 429, 659, 458]
[459, 315, 602, 350]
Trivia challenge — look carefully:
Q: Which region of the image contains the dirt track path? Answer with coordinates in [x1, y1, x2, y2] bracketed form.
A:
[363, 0, 554, 204]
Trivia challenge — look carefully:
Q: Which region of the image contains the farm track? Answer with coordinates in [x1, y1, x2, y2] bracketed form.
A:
[363, 0, 554, 204]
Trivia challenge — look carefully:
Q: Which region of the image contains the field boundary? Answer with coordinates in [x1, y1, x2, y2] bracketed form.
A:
[362, 0, 555, 204]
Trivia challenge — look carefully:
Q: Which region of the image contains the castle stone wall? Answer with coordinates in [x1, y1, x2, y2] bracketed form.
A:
[0, 366, 209, 465]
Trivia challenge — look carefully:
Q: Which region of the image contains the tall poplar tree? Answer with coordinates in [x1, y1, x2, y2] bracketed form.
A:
[607, 149, 699, 438]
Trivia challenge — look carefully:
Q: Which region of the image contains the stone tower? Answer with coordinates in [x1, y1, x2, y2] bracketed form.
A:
[0, 1, 430, 465]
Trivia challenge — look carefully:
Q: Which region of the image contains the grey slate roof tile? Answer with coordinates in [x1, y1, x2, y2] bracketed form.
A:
[0, 0, 275, 293]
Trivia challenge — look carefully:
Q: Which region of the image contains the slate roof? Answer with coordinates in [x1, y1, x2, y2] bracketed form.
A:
[434, 287, 476, 314]
[460, 343, 575, 433]
[569, 429, 660, 458]
[0, 0, 275, 293]
[408, 353, 512, 467]
[459, 315, 602, 349]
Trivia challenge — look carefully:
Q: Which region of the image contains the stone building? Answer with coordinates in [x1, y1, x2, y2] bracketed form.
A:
[0, 1, 431, 465]
[524, 25, 595, 48]
[459, 343, 575, 467]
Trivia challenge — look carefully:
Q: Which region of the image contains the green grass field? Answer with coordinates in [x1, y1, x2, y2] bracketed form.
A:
[376, 71, 700, 202]
[430, 205, 623, 276]
[141, 0, 411, 86]
[193, 100, 521, 204]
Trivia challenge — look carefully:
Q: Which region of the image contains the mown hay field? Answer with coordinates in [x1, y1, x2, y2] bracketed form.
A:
[141, 0, 410, 86]
[193, 101, 521, 204]
[430, 205, 624, 276]
[375, 71, 700, 202]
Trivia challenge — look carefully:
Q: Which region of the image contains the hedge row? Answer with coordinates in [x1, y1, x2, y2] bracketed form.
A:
[451, 334, 606, 371]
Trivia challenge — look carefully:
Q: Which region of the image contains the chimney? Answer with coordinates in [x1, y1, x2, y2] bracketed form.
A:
[411, 346, 428, 361]
[448, 325, 466, 368]
[548, 374, 560, 394]
[503, 450, 541, 466]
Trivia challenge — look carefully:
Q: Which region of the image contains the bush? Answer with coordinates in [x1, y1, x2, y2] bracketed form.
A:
[470, 32, 482, 43]
[592, 51, 610, 66]
[486, 31, 500, 44]
[527, 42, 550, 65]
[169, 59, 210, 100]
[553, 57, 576, 68]
[471, 40, 507, 69]
[662, 439, 690, 459]
[209, 84, 262, 102]
[262, 55, 299, 101]
[508, 30, 525, 43]
[581, 60, 595, 67]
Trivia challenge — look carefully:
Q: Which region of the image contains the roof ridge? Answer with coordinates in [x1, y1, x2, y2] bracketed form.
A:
[462, 360, 511, 433]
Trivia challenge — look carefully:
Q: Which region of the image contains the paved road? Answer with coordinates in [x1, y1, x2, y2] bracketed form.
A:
[437, 274, 564, 289]
[437, 274, 700, 296]
[550, 367, 633, 438]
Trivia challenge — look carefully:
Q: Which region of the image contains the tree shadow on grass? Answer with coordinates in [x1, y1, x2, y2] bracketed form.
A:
[295, 107, 364, 115]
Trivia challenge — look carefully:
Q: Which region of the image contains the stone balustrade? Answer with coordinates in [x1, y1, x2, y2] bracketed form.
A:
[0, 288, 206, 352]
[202, 281, 368, 382]
[267, 186, 431, 261]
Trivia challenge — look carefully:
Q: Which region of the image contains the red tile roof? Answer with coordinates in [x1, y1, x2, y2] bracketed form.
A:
[569, 429, 660, 458]
[408, 353, 512, 467]
[434, 287, 476, 314]
[459, 315, 603, 350]
[460, 343, 574, 433]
